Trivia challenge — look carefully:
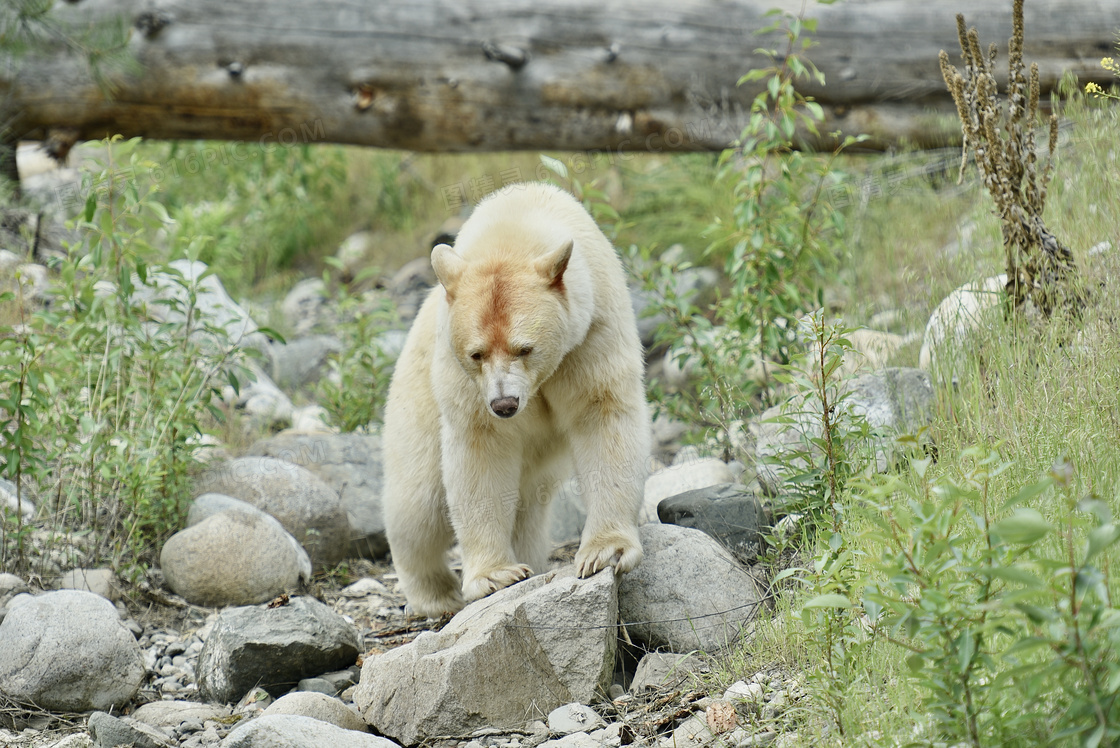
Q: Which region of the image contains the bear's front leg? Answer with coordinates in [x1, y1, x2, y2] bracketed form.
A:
[569, 402, 649, 578]
[442, 430, 533, 603]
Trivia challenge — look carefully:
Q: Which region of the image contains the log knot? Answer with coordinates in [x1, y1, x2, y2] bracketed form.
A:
[483, 41, 529, 70]
[134, 10, 173, 39]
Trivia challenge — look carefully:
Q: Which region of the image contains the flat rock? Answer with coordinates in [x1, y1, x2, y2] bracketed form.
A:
[88, 711, 172, 748]
[642, 458, 737, 524]
[243, 433, 387, 560]
[194, 456, 350, 569]
[130, 700, 232, 728]
[630, 652, 705, 693]
[619, 525, 762, 652]
[752, 367, 935, 495]
[270, 335, 342, 390]
[198, 596, 360, 703]
[540, 733, 601, 748]
[56, 568, 120, 602]
[221, 714, 399, 748]
[162, 506, 310, 607]
[0, 590, 144, 711]
[263, 691, 367, 732]
[658, 484, 769, 564]
[355, 566, 617, 745]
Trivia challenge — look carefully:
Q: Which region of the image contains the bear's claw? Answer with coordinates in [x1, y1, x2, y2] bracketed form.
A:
[575, 536, 643, 578]
[462, 563, 533, 602]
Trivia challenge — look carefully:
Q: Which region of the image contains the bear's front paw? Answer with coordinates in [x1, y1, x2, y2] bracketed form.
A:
[576, 533, 643, 578]
[462, 564, 533, 602]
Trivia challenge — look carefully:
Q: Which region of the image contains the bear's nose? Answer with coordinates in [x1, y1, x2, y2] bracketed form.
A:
[490, 397, 519, 418]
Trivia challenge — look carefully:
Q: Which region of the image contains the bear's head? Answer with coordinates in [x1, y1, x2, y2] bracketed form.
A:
[431, 239, 573, 419]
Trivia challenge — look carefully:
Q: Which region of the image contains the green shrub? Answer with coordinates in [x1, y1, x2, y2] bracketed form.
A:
[0, 137, 249, 578]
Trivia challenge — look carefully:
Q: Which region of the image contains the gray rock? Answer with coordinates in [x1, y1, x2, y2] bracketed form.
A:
[619, 525, 762, 652]
[221, 714, 399, 748]
[296, 677, 338, 695]
[630, 652, 704, 694]
[233, 362, 296, 429]
[753, 367, 935, 495]
[282, 278, 331, 337]
[337, 231, 376, 278]
[195, 456, 350, 570]
[56, 567, 120, 602]
[642, 458, 737, 524]
[355, 566, 617, 745]
[131, 700, 232, 729]
[88, 711, 172, 748]
[547, 703, 603, 735]
[198, 596, 360, 703]
[263, 691, 367, 732]
[0, 572, 27, 598]
[243, 434, 387, 560]
[132, 260, 266, 350]
[0, 590, 144, 711]
[658, 484, 769, 565]
[270, 335, 343, 390]
[163, 507, 310, 607]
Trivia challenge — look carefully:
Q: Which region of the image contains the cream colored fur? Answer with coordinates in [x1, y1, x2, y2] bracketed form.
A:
[382, 182, 650, 616]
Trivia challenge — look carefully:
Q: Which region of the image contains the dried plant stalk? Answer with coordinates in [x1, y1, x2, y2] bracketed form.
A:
[939, 0, 1078, 316]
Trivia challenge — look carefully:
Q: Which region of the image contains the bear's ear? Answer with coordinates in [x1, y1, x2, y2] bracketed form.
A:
[431, 243, 466, 300]
[535, 239, 573, 292]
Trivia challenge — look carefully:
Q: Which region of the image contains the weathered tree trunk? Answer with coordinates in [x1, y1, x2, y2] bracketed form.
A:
[1, 0, 1111, 155]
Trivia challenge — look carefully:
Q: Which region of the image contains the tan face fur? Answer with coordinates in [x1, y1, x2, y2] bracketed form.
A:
[432, 240, 572, 419]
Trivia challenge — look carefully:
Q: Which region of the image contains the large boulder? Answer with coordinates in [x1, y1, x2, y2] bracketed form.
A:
[753, 367, 935, 495]
[222, 715, 400, 748]
[197, 596, 360, 703]
[619, 524, 763, 652]
[657, 484, 769, 565]
[162, 504, 311, 607]
[244, 434, 387, 560]
[919, 275, 1006, 372]
[0, 590, 145, 711]
[355, 566, 617, 745]
[194, 456, 350, 570]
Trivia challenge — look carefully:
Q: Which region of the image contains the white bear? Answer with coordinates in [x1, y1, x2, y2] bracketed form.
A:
[381, 182, 650, 616]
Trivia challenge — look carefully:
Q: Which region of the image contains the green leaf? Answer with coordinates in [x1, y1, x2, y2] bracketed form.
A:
[1086, 523, 1120, 561]
[802, 594, 852, 610]
[539, 154, 568, 180]
[993, 508, 1051, 545]
[1001, 478, 1052, 511]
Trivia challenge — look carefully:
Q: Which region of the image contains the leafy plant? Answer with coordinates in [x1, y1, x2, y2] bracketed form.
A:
[632, 8, 861, 459]
[863, 449, 1120, 746]
[314, 267, 400, 433]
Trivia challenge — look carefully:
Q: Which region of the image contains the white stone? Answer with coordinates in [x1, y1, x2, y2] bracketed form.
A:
[547, 703, 603, 735]
[919, 274, 1006, 371]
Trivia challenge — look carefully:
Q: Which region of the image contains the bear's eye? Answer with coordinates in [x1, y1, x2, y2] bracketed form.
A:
[470, 351, 483, 362]
[518, 347, 533, 357]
